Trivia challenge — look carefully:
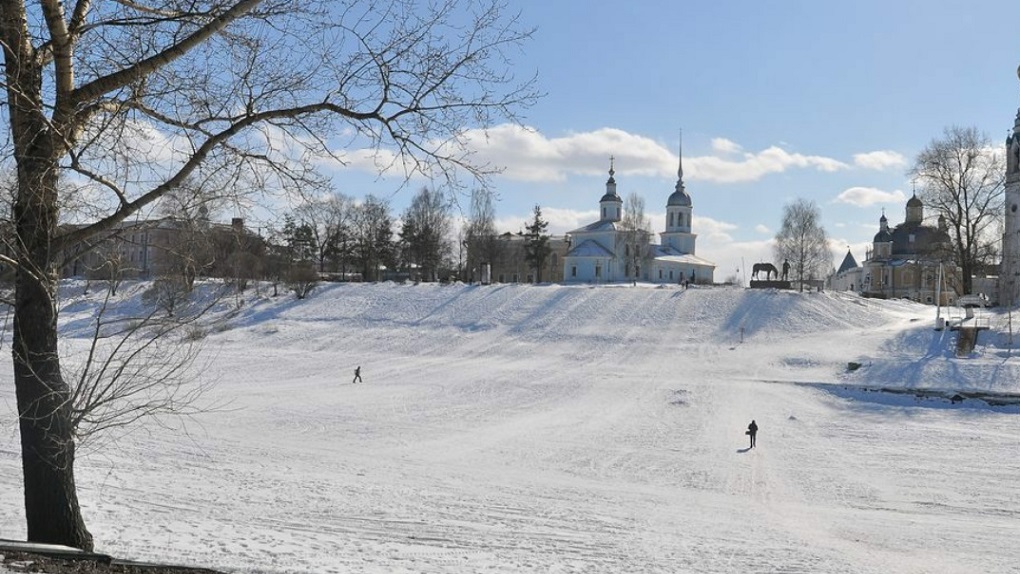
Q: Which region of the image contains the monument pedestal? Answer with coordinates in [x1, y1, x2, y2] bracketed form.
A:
[749, 280, 792, 289]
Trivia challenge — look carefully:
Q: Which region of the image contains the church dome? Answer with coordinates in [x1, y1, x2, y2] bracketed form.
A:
[667, 187, 692, 207]
[873, 228, 893, 243]
[600, 191, 622, 203]
[907, 194, 923, 208]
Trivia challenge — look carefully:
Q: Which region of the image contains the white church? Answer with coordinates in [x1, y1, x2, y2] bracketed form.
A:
[563, 150, 715, 284]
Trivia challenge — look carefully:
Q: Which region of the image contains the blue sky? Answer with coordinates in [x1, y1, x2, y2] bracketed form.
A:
[324, 0, 1020, 281]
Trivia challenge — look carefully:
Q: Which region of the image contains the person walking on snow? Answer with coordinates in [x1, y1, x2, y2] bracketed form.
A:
[353, 366, 362, 384]
[746, 419, 758, 448]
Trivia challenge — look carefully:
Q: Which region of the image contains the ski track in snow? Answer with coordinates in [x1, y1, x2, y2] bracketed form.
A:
[2, 282, 1020, 573]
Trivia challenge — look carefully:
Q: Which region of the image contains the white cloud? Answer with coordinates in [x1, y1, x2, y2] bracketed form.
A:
[688, 147, 848, 183]
[457, 125, 675, 182]
[494, 215, 527, 235]
[491, 208, 599, 236]
[853, 150, 908, 171]
[711, 138, 742, 154]
[834, 187, 907, 207]
[694, 215, 740, 243]
[330, 124, 853, 185]
[754, 224, 770, 234]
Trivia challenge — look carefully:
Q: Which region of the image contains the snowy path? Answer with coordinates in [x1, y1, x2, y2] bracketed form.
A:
[2, 283, 1019, 572]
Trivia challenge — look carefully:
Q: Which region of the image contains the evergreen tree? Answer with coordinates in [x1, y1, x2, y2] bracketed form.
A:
[523, 205, 553, 283]
[399, 188, 451, 281]
[282, 215, 318, 265]
[352, 196, 395, 281]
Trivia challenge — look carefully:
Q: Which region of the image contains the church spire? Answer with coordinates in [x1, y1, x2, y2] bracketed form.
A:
[675, 130, 685, 193]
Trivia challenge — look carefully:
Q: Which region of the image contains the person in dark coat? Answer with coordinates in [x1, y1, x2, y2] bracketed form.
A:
[353, 366, 362, 384]
[746, 419, 758, 448]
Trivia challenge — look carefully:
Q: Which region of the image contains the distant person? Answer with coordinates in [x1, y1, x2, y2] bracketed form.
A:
[746, 419, 758, 449]
[782, 259, 790, 281]
[353, 366, 362, 384]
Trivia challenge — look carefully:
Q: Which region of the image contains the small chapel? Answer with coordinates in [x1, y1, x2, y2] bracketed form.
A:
[563, 149, 715, 284]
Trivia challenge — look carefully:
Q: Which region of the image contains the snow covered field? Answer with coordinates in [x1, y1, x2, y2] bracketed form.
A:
[2, 282, 1019, 573]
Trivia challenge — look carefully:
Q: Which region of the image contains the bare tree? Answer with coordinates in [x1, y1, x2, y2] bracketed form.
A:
[774, 199, 831, 291]
[619, 193, 651, 281]
[294, 191, 356, 274]
[400, 188, 452, 281]
[0, 0, 536, 549]
[463, 187, 500, 282]
[143, 275, 191, 317]
[69, 282, 221, 451]
[910, 126, 1006, 294]
[286, 262, 320, 299]
[351, 196, 396, 281]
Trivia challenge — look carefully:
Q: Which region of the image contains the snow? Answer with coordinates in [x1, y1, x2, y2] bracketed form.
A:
[2, 281, 1020, 573]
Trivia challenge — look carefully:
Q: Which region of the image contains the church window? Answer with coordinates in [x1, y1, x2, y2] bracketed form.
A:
[669, 212, 674, 227]
[909, 234, 915, 243]
[669, 270, 673, 280]
[595, 265, 602, 278]
[625, 264, 631, 277]
[571, 266, 577, 277]
[658, 269, 663, 279]
[602, 207, 606, 218]
[625, 244, 630, 257]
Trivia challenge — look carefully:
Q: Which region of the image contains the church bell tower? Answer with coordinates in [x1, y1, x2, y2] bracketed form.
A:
[1001, 64, 1020, 308]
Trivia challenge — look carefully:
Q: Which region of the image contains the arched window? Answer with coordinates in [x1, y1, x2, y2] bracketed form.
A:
[669, 212, 674, 227]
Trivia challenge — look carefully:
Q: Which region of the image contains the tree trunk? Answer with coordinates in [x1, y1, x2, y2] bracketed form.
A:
[14, 307, 94, 551]
[5, 45, 94, 550]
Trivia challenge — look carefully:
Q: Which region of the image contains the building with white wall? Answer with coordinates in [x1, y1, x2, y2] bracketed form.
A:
[563, 149, 715, 284]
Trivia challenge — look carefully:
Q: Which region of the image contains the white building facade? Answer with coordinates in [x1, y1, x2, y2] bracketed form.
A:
[563, 152, 715, 284]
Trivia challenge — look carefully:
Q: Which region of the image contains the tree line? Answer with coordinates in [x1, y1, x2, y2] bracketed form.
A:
[270, 187, 555, 287]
